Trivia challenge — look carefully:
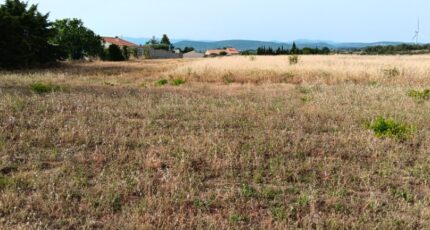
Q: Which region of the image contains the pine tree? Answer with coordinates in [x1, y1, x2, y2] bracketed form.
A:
[291, 42, 298, 54]
[160, 34, 173, 51]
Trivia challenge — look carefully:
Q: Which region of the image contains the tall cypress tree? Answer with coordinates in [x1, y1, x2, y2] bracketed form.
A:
[290, 42, 298, 54]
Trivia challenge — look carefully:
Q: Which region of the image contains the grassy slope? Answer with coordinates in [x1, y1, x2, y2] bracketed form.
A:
[1, 56, 430, 229]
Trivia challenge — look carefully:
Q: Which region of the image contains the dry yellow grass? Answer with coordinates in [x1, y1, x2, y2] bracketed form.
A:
[167, 55, 430, 86]
[1, 55, 430, 229]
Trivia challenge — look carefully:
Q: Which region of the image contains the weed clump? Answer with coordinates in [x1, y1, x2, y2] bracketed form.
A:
[367, 116, 414, 140]
[383, 67, 400, 78]
[223, 72, 235, 84]
[289, 55, 299, 65]
[0, 175, 12, 190]
[171, 79, 186, 86]
[241, 184, 256, 198]
[407, 89, 430, 102]
[30, 82, 63, 94]
[229, 214, 249, 223]
[156, 79, 168, 86]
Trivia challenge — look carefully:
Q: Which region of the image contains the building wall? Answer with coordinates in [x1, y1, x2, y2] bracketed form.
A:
[183, 51, 205, 59]
[142, 47, 183, 59]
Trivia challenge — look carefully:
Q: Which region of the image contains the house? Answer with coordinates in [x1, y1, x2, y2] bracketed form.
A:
[226, 48, 240, 55]
[102, 37, 138, 49]
[205, 49, 227, 57]
[183, 51, 205, 59]
[205, 48, 240, 57]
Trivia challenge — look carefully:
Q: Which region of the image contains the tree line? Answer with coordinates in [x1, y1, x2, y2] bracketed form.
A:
[359, 44, 430, 55]
[0, 0, 184, 68]
[254, 42, 330, 55]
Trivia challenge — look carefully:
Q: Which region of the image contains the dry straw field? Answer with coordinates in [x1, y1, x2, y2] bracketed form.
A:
[1, 55, 430, 229]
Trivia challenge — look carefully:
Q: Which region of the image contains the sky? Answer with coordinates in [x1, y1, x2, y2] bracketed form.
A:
[26, 0, 430, 43]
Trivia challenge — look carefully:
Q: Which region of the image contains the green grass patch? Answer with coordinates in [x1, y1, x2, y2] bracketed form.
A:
[229, 214, 249, 223]
[155, 79, 168, 86]
[391, 187, 414, 203]
[0, 175, 12, 190]
[171, 79, 186, 86]
[241, 184, 257, 198]
[271, 206, 288, 221]
[0, 138, 5, 150]
[367, 116, 414, 140]
[30, 82, 63, 94]
[407, 89, 430, 102]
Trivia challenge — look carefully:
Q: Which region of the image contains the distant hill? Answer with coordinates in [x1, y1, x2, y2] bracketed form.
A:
[122, 37, 186, 46]
[120, 37, 405, 51]
[173, 40, 404, 51]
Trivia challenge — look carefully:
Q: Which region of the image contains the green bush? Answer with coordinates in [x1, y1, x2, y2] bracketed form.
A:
[289, 55, 299, 65]
[105, 44, 125, 61]
[407, 89, 430, 102]
[368, 117, 413, 140]
[156, 79, 168, 86]
[30, 82, 63, 94]
[171, 79, 186, 86]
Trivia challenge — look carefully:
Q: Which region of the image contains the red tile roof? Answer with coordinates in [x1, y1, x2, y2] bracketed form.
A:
[205, 49, 226, 55]
[226, 48, 240, 55]
[102, 37, 138, 47]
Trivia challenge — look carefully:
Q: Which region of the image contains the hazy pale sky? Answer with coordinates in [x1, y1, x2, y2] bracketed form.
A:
[26, 0, 429, 42]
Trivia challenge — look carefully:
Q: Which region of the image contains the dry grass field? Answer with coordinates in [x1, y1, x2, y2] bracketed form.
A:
[1, 55, 430, 229]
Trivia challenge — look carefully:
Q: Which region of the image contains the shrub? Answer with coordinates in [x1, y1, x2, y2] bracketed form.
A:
[407, 89, 430, 102]
[171, 79, 186, 86]
[223, 72, 235, 84]
[105, 44, 125, 61]
[30, 82, 63, 94]
[156, 79, 168, 86]
[122, 46, 130, 60]
[383, 67, 400, 78]
[289, 55, 299, 65]
[367, 116, 413, 140]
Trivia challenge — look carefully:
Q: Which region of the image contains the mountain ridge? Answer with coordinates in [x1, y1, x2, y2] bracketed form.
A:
[121, 37, 406, 51]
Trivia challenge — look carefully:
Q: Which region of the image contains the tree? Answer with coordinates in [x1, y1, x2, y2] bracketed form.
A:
[122, 46, 129, 60]
[146, 35, 169, 50]
[106, 44, 125, 61]
[160, 34, 174, 51]
[51, 18, 103, 60]
[290, 42, 298, 54]
[146, 36, 159, 45]
[0, 0, 57, 68]
[182, 47, 195, 53]
[321, 47, 330, 55]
